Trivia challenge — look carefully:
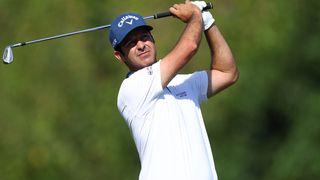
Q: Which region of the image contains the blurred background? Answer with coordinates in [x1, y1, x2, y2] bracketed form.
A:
[1, 0, 319, 179]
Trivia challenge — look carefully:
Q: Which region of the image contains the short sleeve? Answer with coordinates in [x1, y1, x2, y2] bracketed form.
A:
[189, 71, 208, 103]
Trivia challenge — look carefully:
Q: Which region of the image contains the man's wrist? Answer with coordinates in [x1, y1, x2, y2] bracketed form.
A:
[205, 21, 216, 31]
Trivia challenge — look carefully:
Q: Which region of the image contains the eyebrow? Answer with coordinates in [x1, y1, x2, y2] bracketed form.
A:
[123, 32, 151, 48]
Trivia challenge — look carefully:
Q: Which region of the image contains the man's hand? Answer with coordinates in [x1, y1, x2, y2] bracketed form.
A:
[191, 1, 215, 30]
[169, 0, 202, 23]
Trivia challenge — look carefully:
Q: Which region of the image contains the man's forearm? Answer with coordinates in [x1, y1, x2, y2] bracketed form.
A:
[204, 24, 239, 97]
[160, 3, 203, 88]
[170, 10, 203, 63]
[205, 25, 237, 75]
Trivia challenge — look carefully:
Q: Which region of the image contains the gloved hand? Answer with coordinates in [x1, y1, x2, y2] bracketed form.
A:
[191, 1, 215, 31]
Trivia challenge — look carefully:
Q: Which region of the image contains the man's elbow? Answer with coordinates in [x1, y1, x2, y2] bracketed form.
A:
[186, 40, 199, 57]
[227, 67, 239, 86]
[232, 68, 239, 83]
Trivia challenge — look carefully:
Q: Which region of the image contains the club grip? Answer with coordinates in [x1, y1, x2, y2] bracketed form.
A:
[154, 11, 171, 19]
[203, 2, 213, 11]
[154, 2, 213, 19]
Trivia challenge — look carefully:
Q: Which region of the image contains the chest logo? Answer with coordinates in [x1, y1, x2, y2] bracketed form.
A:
[175, 91, 187, 98]
[147, 66, 153, 75]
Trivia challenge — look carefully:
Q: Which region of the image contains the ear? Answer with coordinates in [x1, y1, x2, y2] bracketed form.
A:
[114, 51, 125, 64]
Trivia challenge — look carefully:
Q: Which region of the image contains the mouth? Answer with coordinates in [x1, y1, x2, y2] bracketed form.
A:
[138, 50, 150, 56]
[138, 50, 150, 57]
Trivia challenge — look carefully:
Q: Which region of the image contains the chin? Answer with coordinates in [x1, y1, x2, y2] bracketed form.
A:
[144, 59, 156, 66]
[140, 55, 154, 63]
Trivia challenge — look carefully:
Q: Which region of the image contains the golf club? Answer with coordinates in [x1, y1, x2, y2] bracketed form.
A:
[3, 2, 213, 64]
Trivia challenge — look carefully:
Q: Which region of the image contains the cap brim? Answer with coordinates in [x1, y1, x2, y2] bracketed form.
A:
[115, 25, 153, 50]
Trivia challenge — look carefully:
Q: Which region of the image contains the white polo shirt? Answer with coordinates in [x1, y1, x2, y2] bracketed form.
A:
[117, 61, 218, 180]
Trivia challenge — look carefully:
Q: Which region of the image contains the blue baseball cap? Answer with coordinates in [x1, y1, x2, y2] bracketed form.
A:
[109, 13, 153, 49]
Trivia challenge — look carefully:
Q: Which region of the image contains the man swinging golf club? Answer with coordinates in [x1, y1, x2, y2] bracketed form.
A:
[109, 0, 239, 179]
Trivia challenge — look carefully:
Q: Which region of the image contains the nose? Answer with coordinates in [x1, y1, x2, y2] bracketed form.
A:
[136, 40, 145, 51]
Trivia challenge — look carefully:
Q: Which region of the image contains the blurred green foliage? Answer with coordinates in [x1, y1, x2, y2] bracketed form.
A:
[0, 0, 319, 179]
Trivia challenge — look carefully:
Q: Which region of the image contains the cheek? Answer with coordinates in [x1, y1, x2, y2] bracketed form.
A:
[149, 43, 156, 55]
[121, 47, 133, 57]
[149, 41, 156, 49]
[125, 49, 139, 63]
[127, 48, 136, 58]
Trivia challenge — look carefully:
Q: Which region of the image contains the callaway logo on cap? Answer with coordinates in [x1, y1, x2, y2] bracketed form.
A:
[109, 13, 153, 49]
[118, 15, 139, 27]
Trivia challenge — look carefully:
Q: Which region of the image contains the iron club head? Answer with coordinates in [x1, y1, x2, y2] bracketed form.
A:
[3, 46, 13, 64]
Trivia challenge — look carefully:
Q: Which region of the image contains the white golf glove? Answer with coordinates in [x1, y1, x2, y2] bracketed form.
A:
[191, 1, 215, 31]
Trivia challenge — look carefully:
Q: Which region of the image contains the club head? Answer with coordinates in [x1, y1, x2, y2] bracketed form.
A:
[3, 46, 13, 64]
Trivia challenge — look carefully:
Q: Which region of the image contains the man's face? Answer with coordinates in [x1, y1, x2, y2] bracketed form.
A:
[114, 27, 156, 71]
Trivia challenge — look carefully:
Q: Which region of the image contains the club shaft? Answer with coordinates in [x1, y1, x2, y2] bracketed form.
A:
[11, 24, 111, 48]
[10, 2, 213, 48]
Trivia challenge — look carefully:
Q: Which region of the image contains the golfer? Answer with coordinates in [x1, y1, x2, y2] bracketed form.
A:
[109, 1, 238, 179]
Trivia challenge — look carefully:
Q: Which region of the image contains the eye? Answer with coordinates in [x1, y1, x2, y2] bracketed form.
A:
[122, 33, 151, 48]
[141, 34, 151, 41]
[124, 40, 136, 48]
